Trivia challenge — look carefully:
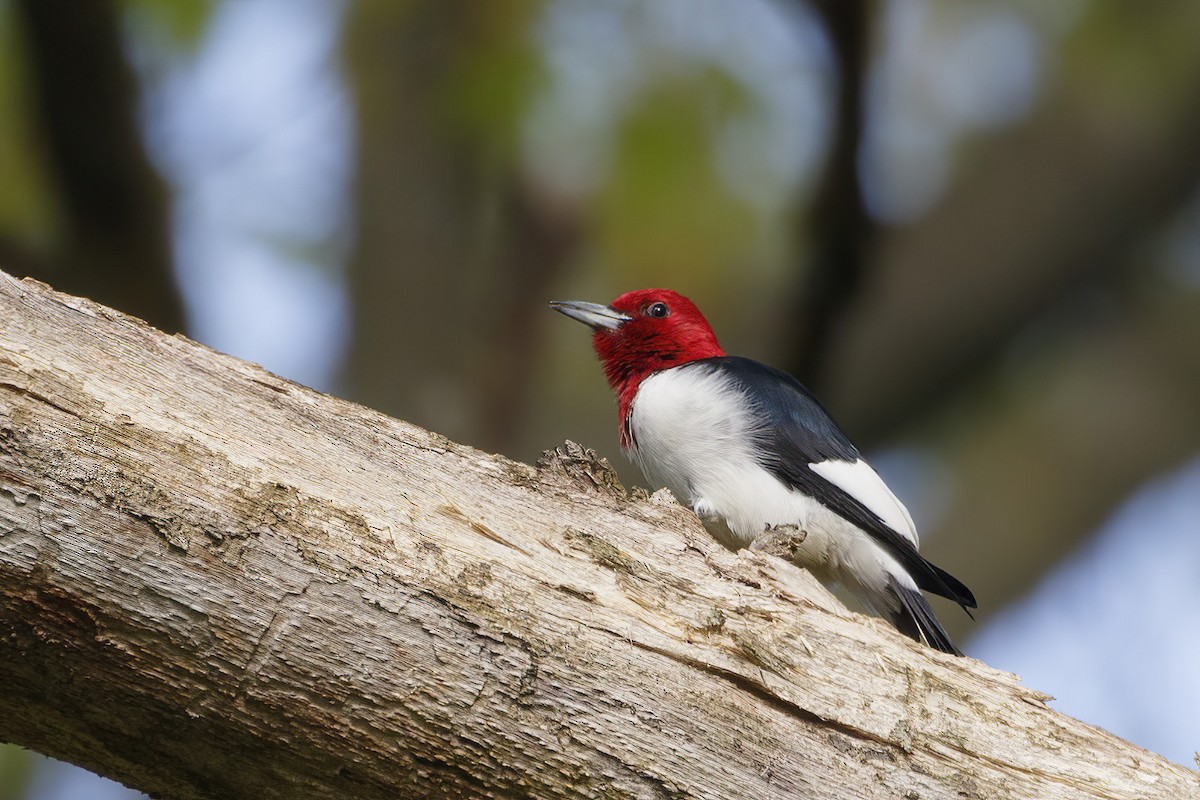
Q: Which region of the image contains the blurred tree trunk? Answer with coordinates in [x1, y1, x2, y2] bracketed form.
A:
[3, 271, 1199, 800]
[786, 0, 873, 387]
[13, 0, 183, 333]
[342, 0, 576, 455]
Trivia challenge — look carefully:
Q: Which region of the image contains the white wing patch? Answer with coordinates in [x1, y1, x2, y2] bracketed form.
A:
[808, 459, 919, 547]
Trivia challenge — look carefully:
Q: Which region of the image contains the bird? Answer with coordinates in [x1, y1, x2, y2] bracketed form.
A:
[550, 288, 975, 655]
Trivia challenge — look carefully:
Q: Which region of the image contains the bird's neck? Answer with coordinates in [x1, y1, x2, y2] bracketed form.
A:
[603, 351, 726, 449]
[591, 325, 725, 448]
[595, 360, 650, 449]
[616, 381, 642, 450]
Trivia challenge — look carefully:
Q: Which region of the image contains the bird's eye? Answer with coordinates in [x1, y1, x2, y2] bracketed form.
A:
[646, 302, 670, 318]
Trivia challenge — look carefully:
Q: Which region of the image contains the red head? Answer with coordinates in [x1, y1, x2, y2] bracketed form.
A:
[550, 289, 725, 441]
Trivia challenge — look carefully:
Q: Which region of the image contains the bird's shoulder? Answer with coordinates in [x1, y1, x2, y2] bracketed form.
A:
[688, 356, 918, 545]
[684, 355, 860, 464]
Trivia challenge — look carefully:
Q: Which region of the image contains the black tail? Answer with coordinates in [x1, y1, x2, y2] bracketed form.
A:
[888, 575, 963, 656]
[921, 561, 977, 617]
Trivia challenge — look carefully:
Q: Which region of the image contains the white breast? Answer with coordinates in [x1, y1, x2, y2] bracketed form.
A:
[626, 366, 819, 550]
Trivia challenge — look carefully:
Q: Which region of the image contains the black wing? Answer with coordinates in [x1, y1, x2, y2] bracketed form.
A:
[696, 356, 977, 612]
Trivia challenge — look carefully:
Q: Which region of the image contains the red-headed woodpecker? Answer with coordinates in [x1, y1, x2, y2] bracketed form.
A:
[550, 288, 976, 654]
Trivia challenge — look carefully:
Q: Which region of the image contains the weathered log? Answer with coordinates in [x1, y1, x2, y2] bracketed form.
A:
[0, 271, 1195, 799]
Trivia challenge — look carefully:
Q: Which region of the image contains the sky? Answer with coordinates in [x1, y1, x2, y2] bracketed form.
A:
[20, 0, 1200, 797]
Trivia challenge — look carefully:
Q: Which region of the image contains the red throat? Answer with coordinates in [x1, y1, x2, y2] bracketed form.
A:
[589, 289, 725, 446]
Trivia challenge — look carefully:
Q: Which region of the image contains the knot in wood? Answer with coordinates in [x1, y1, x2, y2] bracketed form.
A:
[537, 440, 626, 497]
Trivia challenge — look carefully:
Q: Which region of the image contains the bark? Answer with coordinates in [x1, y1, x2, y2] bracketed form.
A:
[0, 270, 1196, 800]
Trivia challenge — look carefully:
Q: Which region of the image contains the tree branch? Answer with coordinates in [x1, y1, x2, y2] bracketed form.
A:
[0, 271, 1196, 799]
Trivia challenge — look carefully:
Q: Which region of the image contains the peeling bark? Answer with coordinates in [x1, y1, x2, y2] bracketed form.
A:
[0, 271, 1196, 800]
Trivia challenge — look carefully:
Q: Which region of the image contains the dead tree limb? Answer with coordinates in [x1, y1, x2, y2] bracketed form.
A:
[0, 271, 1195, 799]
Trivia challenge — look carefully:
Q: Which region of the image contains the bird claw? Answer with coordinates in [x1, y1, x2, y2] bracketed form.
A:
[690, 497, 719, 522]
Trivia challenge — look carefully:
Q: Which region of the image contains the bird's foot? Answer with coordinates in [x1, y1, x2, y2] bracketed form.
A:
[690, 497, 720, 523]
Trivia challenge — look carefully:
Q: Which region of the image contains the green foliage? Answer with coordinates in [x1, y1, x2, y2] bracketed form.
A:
[1065, 0, 1200, 108]
[118, 0, 212, 50]
[598, 72, 759, 290]
[443, 0, 546, 158]
[0, 3, 55, 244]
[0, 744, 35, 800]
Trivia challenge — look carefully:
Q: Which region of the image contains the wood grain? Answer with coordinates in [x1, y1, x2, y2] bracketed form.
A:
[0, 271, 1195, 799]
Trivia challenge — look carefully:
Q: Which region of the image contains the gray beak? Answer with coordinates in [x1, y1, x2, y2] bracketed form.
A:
[549, 300, 631, 330]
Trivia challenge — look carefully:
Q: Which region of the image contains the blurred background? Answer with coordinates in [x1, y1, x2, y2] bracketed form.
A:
[1, 0, 1198, 796]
